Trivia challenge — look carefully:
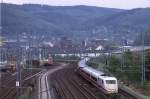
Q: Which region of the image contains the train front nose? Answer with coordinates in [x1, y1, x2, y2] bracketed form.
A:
[106, 84, 118, 93]
[105, 80, 118, 93]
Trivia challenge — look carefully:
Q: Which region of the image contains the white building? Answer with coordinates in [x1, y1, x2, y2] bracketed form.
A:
[95, 45, 104, 50]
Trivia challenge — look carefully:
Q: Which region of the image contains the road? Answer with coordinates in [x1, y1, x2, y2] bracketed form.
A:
[38, 63, 67, 99]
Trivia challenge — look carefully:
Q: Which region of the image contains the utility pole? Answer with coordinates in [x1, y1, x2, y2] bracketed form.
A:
[141, 32, 145, 85]
[121, 37, 127, 71]
[16, 34, 22, 98]
[0, 31, 1, 93]
[0, 0, 3, 92]
[121, 40, 124, 71]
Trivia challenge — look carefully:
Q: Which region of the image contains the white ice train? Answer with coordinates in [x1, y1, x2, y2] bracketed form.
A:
[77, 58, 118, 94]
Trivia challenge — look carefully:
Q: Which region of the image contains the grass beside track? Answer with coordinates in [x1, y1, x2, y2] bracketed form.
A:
[19, 87, 32, 99]
[144, 96, 150, 99]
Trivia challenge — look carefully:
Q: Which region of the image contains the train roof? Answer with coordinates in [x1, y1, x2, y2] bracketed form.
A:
[82, 66, 104, 77]
[99, 76, 117, 80]
[78, 58, 117, 81]
[0, 61, 7, 68]
[78, 58, 90, 67]
[82, 66, 117, 81]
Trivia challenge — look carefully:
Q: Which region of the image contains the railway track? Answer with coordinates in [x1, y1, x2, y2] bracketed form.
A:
[0, 73, 17, 99]
[118, 88, 137, 99]
[75, 68, 138, 99]
[0, 69, 41, 99]
[50, 63, 139, 99]
[38, 64, 67, 99]
[51, 65, 110, 99]
[38, 71, 51, 99]
[53, 79, 68, 99]
[53, 70, 77, 99]
[69, 77, 97, 99]
[72, 70, 110, 99]
[67, 69, 98, 99]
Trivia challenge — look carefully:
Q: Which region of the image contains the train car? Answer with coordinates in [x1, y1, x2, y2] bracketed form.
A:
[6, 61, 17, 72]
[42, 56, 53, 66]
[77, 59, 118, 94]
[48, 56, 53, 65]
[0, 61, 8, 72]
[0, 61, 16, 72]
[8, 62, 16, 72]
[78, 57, 90, 68]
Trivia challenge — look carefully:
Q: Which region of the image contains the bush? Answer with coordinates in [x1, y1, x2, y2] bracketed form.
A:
[143, 80, 150, 90]
[86, 61, 99, 69]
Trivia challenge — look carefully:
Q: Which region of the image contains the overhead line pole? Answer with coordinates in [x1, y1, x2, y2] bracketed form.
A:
[141, 32, 145, 85]
[0, 0, 3, 92]
[121, 39, 125, 71]
[16, 34, 22, 98]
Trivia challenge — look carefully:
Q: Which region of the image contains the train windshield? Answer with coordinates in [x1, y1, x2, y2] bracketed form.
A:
[106, 80, 116, 84]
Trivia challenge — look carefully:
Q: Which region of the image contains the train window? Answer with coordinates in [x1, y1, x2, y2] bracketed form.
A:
[106, 80, 116, 84]
[91, 76, 97, 81]
[102, 80, 104, 84]
[0, 68, 7, 72]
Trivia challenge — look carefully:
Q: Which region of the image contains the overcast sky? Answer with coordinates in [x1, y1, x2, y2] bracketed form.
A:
[3, 0, 150, 9]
